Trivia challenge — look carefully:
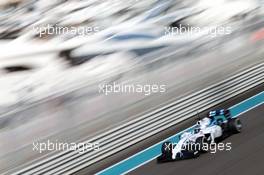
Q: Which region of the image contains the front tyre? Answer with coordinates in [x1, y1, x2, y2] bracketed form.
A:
[157, 142, 173, 162]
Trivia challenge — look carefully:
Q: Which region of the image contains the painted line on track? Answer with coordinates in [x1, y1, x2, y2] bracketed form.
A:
[97, 91, 264, 175]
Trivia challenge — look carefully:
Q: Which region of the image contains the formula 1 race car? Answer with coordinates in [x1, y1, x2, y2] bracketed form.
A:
[157, 109, 242, 162]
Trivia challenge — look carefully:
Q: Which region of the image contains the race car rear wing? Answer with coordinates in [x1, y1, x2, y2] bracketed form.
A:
[209, 109, 231, 118]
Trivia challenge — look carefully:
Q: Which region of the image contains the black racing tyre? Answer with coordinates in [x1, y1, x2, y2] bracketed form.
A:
[193, 150, 200, 158]
[161, 142, 172, 154]
[228, 118, 242, 134]
[161, 142, 173, 160]
[158, 142, 173, 162]
[195, 137, 207, 153]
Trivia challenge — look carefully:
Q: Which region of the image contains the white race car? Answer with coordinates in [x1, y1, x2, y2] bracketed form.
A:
[157, 109, 242, 162]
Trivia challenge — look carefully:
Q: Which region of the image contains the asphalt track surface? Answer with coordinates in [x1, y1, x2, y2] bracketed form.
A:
[79, 85, 264, 175]
[130, 104, 264, 175]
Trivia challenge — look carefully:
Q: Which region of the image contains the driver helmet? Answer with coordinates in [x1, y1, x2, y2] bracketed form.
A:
[200, 117, 211, 128]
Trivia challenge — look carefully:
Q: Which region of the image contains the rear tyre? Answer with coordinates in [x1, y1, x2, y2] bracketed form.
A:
[228, 118, 242, 134]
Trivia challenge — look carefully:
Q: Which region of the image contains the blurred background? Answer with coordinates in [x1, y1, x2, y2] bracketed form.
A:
[0, 0, 264, 174]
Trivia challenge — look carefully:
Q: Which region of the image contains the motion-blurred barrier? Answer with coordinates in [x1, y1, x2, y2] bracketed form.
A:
[10, 62, 264, 175]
